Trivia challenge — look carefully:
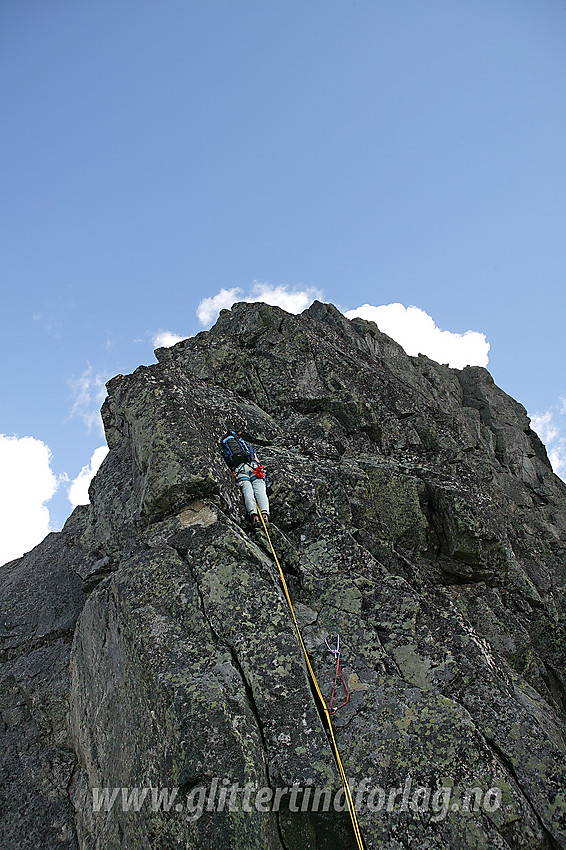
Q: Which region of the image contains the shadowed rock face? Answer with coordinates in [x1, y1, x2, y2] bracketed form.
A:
[2, 301, 566, 850]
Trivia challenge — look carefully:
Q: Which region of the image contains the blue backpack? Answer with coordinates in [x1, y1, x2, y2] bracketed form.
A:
[220, 433, 253, 470]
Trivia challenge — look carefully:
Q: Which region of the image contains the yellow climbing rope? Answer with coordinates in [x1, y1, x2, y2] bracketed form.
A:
[257, 510, 366, 850]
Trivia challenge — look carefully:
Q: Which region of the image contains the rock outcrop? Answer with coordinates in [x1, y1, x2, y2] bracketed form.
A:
[1, 301, 566, 849]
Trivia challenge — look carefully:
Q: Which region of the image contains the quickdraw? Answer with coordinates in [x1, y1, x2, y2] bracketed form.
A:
[325, 634, 350, 715]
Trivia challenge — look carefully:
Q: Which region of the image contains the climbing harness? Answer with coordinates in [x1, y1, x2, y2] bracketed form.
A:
[256, 508, 366, 850]
[325, 634, 350, 715]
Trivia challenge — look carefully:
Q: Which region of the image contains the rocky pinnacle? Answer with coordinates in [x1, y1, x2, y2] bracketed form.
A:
[1, 301, 565, 849]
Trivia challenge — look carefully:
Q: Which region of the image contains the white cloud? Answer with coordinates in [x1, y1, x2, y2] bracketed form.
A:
[196, 287, 243, 325]
[530, 410, 559, 446]
[68, 445, 109, 507]
[345, 302, 490, 369]
[548, 447, 566, 480]
[530, 405, 566, 480]
[0, 435, 59, 566]
[67, 365, 109, 436]
[196, 282, 323, 327]
[244, 282, 323, 314]
[152, 330, 186, 349]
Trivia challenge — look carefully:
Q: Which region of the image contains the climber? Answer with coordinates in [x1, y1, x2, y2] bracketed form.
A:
[219, 431, 270, 530]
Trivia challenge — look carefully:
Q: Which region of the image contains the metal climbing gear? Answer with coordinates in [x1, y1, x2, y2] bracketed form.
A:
[325, 634, 350, 715]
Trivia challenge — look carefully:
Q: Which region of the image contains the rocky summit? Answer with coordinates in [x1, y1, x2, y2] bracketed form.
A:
[1, 301, 566, 850]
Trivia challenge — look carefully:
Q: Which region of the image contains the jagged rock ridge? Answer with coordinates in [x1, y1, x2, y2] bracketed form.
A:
[1, 301, 566, 849]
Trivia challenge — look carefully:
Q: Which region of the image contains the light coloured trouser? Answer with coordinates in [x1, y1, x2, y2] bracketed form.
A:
[235, 463, 269, 517]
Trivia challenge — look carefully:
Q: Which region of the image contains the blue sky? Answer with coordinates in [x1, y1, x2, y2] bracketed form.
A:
[1, 0, 566, 565]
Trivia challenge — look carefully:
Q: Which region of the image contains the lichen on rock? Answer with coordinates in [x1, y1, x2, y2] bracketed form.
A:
[2, 301, 566, 849]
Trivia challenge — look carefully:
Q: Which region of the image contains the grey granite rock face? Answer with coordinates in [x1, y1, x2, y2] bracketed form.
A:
[0, 507, 90, 850]
[2, 301, 566, 849]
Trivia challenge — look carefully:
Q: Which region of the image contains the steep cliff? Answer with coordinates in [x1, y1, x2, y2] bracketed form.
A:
[1, 301, 566, 849]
